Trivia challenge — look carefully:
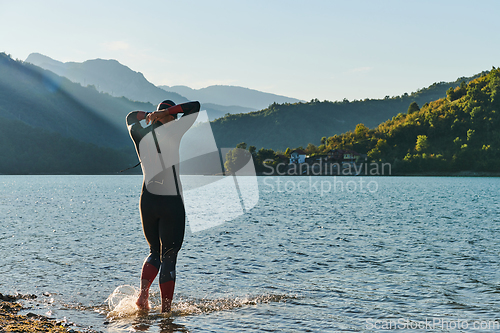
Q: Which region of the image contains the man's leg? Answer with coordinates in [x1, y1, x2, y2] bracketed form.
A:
[159, 248, 178, 312]
[136, 250, 160, 310]
[137, 191, 161, 311]
[158, 197, 185, 312]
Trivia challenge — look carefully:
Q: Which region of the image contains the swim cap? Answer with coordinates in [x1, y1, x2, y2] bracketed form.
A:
[157, 100, 176, 111]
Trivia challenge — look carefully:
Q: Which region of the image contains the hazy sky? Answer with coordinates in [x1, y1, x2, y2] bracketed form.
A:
[1, 0, 499, 102]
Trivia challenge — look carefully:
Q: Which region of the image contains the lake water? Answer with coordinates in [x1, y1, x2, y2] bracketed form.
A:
[1, 175, 500, 332]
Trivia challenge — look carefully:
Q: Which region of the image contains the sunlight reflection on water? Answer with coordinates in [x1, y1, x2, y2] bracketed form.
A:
[1, 175, 500, 332]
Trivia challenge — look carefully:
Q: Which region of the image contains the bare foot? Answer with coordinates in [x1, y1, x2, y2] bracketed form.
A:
[136, 290, 150, 311]
[161, 299, 172, 313]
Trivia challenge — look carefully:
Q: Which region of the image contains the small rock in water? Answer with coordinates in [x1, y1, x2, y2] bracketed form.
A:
[0, 293, 16, 301]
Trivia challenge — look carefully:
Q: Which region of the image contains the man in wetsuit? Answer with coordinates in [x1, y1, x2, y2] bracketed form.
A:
[126, 99, 200, 313]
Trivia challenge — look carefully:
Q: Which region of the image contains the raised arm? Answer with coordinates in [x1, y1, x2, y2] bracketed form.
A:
[146, 101, 200, 124]
[178, 101, 201, 117]
[126, 111, 151, 142]
[126, 111, 149, 126]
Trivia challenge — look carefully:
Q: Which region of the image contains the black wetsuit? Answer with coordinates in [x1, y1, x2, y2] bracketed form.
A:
[126, 101, 200, 295]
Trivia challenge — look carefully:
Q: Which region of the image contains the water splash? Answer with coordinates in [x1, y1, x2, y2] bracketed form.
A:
[172, 293, 293, 316]
[105, 285, 294, 320]
[106, 285, 141, 319]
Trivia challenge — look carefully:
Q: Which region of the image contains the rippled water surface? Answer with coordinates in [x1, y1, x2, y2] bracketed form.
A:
[1, 175, 500, 332]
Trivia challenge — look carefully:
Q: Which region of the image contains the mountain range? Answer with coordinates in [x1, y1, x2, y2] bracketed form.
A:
[0, 51, 488, 173]
[159, 85, 303, 110]
[0, 53, 144, 173]
[25, 53, 481, 150]
[1, 53, 147, 149]
[210, 76, 482, 151]
[25, 53, 187, 105]
[25, 53, 300, 119]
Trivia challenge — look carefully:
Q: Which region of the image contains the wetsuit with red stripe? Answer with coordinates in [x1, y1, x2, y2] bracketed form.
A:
[126, 101, 200, 310]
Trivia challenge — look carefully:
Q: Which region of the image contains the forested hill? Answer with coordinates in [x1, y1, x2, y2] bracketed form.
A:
[0, 116, 135, 174]
[0, 52, 151, 148]
[0, 53, 148, 174]
[318, 68, 500, 173]
[26, 52, 187, 104]
[210, 74, 484, 151]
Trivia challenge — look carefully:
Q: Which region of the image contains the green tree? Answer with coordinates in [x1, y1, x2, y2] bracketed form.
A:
[236, 142, 247, 150]
[354, 123, 369, 137]
[407, 102, 420, 114]
[255, 148, 277, 172]
[447, 81, 468, 102]
[467, 129, 475, 141]
[225, 147, 250, 174]
[249, 145, 256, 156]
[305, 143, 317, 155]
[415, 135, 429, 152]
[367, 139, 389, 161]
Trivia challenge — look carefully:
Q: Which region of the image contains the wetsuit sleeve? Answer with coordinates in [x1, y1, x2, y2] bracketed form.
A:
[175, 101, 201, 131]
[175, 101, 201, 118]
[126, 111, 151, 143]
[126, 111, 148, 126]
[161, 101, 200, 118]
